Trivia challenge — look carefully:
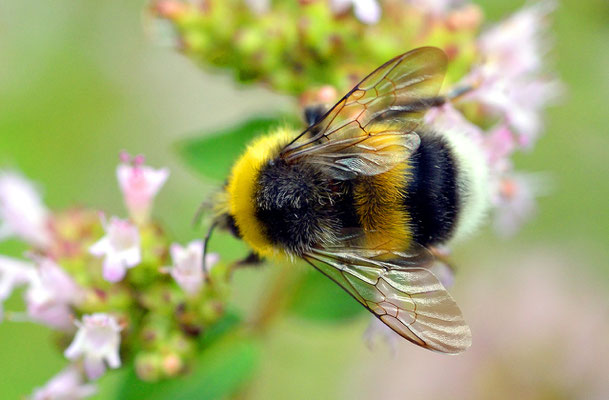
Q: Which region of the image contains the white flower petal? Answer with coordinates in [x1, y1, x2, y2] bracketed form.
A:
[0, 255, 36, 305]
[0, 171, 51, 248]
[84, 357, 106, 381]
[353, 0, 381, 24]
[65, 331, 86, 360]
[90, 217, 141, 283]
[102, 257, 127, 283]
[205, 253, 220, 270]
[89, 237, 110, 256]
[64, 313, 122, 381]
[166, 241, 209, 296]
[120, 246, 141, 268]
[105, 349, 121, 369]
[31, 365, 97, 400]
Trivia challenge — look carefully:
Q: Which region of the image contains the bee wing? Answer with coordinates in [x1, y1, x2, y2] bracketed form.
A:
[281, 47, 447, 179]
[303, 241, 471, 354]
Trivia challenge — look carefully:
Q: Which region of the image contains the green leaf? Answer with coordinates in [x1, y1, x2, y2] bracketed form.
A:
[177, 115, 300, 181]
[198, 308, 241, 347]
[288, 269, 365, 322]
[118, 331, 260, 400]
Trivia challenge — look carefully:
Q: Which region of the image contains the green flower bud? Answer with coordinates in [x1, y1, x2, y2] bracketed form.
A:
[135, 352, 164, 382]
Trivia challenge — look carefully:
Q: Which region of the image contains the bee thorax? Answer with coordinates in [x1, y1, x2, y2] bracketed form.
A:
[254, 159, 340, 255]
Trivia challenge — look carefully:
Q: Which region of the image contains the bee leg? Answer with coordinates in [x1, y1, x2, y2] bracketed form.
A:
[428, 245, 456, 288]
[303, 104, 327, 127]
[235, 251, 263, 266]
[228, 252, 264, 277]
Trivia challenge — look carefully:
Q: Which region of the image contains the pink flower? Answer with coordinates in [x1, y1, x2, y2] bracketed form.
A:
[0, 255, 36, 322]
[163, 240, 219, 295]
[64, 313, 122, 380]
[478, 2, 554, 79]
[466, 74, 562, 146]
[116, 152, 169, 225]
[483, 124, 516, 165]
[31, 365, 97, 400]
[0, 171, 51, 248]
[89, 216, 141, 283]
[405, 0, 464, 16]
[499, 79, 562, 147]
[463, 1, 562, 145]
[491, 173, 546, 236]
[25, 258, 83, 330]
[331, 0, 381, 25]
[425, 103, 484, 144]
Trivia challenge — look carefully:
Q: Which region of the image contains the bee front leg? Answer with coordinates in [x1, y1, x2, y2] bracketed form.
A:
[234, 251, 263, 267]
[228, 252, 264, 277]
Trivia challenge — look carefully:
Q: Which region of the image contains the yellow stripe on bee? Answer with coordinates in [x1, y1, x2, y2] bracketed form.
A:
[226, 127, 294, 259]
[353, 133, 413, 251]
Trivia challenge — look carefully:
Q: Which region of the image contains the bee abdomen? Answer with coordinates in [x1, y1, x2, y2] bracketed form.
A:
[404, 132, 459, 246]
[404, 130, 489, 246]
[254, 159, 341, 255]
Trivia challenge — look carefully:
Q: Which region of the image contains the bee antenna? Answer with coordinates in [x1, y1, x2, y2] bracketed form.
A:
[446, 83, 477, 103]
[202, 220, 218, 278]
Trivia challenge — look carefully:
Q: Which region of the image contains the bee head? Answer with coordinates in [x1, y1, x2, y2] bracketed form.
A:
[223, 127, 295, 259]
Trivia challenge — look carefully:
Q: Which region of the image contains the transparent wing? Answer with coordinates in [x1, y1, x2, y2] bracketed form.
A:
[281, 47, 447, 180]
[303, 242, 471, 354]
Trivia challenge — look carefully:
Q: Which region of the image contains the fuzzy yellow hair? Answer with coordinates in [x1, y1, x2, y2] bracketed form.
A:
[225, 127, 294, 259]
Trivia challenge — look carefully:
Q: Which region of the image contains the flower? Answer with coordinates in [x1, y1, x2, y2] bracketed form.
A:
[89, 216, 141, 283]
[466, 72, 562, 146]
[0, 171, 51, 248]
[424, 103, 484, 143]
[30, 365, 97, 400]
[116, 151, 169, 225]
[491, 173, 546, 236]
[405, 0, 464, 16]
[463, 1, 561, 145]
[478, 2, 553, 79]
[163, 240, 219, 295]
[25, 258, 83, 330]
[245, 0, 270, 15]
[0, 255, 36, 322]
[331, 0, 381, 25]
[64, 313, 122, 380]
[483, 124, 516, 166]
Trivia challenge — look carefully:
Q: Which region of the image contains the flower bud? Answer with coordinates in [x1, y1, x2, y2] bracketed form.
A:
[162, 352, 184, 377]
[135, 352, 163, 382]
[116, 152, 169, 226]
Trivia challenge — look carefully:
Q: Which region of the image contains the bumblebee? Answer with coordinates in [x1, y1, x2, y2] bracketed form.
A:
[205, 47, 489, 354]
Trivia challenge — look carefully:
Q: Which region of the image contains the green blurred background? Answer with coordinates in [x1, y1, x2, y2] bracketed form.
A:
[1, 0, 608, 398]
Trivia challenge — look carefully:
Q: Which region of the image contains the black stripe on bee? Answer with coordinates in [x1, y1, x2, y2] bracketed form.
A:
[404, 131, 459, 246]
